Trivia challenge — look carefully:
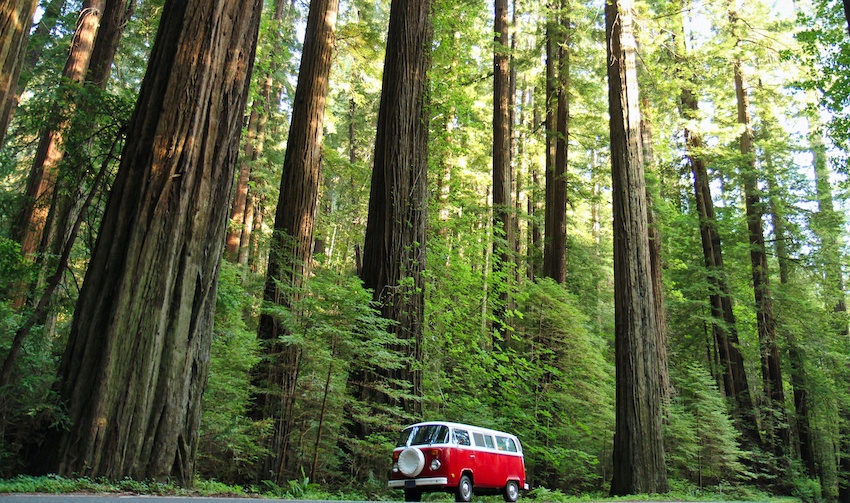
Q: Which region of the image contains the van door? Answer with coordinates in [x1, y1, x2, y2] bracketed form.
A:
[451, 427, 476, 486]
[471, 431, 499, 488]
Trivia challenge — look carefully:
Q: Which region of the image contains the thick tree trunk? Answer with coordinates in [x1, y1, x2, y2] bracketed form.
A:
[734, 57, 789, 459]
[606, 0, 668, 494]
[493, 0, 513, 338]
[639, 98, 671, 402]
[545, 0, 568, 284]
[543, 2, 567, 283]
[357, 0, 431, 417]
[30, 0, 262, 484]
[253, 0, 339, 483]
[0, 0, 39, 147]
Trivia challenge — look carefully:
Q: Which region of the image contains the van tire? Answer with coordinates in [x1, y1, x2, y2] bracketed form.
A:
[404, 488, 422, 502]
[455, 474, 473, 502]
[503, 480, 519, 502]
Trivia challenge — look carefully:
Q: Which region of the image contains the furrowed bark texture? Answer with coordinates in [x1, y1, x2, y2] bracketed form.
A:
[255, 0, 339, 483]
[544, 0, 568, 284]
[358, 0, 432, 416]
[639, 99, 670, 402]
[36, 0, 262, 483]
[606, 0, 668, 494]
[494, 0, 512, 269]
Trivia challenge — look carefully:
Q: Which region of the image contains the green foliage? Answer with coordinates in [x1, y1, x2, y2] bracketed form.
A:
[665, 363, 749, 486]
[0, 244, 68, 477]
[197, 261, 268, 484]
[508, 279, 615, 493]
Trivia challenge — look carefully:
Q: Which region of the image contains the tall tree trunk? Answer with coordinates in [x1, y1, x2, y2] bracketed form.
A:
[767, 152, 817, 477]
[606, 0, 668, 494]
[29, 0, 262, 483]
[544, 3, 557, 281]
[41, 0, 133, 265]
[0, 0, 40, 147]
[544, 0, 568, 284]
[493, 0, 513, 339]
[253, 0, 339, 483]
[675, 3, 762, 450]
[529, 91, 542, 279]
[810, 114, 850, 503]
[237, 190, 257, 268]
[639, 98, 671, 402]
[682, 84, 761, 450]
[12, 0, 106, 261]
[733, 54, 789, 459]
[225, 104, 261, 261]
[226, 0, 288, 263]
[356, 0, 431, 419]
[7, 0, 68, 142]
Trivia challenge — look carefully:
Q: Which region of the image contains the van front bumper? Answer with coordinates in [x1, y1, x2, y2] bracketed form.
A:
[388, 477, 449, 488]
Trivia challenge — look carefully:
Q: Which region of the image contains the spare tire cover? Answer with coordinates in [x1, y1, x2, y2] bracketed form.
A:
[398, 447, 425, 477]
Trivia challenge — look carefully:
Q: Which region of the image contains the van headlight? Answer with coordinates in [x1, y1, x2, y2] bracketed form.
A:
[392, 463, 399, 473]
[430, 459, 441, 471]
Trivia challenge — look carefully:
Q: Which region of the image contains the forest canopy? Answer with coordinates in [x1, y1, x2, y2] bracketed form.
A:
[1, 0, 850, 500]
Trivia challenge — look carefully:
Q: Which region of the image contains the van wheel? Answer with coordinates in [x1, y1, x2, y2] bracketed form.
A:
[404, 488, 422, 502]
[503, 480, 519, 502]
[455, 474, 473, 502]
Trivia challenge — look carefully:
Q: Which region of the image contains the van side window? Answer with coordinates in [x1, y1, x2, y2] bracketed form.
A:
[496, 436, 518, 452]
[484, 435, 495, 449]
[453, 429, 471, 446]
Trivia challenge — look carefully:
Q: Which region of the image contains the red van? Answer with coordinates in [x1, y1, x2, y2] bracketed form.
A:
[389, 421, 528, 502]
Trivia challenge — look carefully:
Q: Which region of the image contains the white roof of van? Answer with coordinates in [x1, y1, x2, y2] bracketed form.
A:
[406, 421, 520, 440]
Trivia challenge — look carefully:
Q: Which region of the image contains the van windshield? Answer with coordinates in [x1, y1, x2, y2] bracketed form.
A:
[396, 427, 414, 447]
[398, 424, 450, 447]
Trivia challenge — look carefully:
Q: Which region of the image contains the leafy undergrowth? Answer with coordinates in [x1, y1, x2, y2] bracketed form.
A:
[0, 474, 254, 498]
[0, 474, 374, 500]
[0, 475, 800, 503]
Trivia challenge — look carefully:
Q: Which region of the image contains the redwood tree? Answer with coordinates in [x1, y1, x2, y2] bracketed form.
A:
[29, 0, 263, 484]
[606, 0, 668, 494]
[12, 0, 107, 260]
[356, 0, 432, 417]
[493, 0, 513, 339]
[543, 0, 568, 284]
[731, 6, 789, 458]
[253, 0, 339, 483]
[0, 0, 39, 147]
